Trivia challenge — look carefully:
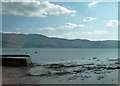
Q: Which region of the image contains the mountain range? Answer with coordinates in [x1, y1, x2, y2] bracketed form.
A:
[1, 33, 119, 48]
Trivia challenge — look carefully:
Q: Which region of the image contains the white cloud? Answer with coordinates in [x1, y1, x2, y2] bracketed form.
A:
[36, 23, 85, 31]
[35, 23, 85, 32]
[63, 30, 108, 40]
[83, 17, 97, 22]
[59, 23, 85, 30]
[107, 20, 118, 27]
[81, 30, 108, 35]
[88, 1, 98, 7]
[37, 27, 56, 31]
[2, 1, 76, 17]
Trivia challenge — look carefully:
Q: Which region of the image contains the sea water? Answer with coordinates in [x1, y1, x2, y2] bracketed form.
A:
[2, 48, 119, 84]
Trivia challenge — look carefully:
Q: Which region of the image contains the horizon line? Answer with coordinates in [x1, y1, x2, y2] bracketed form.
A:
[1, 32, 119, 41]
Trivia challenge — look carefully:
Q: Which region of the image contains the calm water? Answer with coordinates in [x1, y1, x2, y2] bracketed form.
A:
[2, 48, 119, 84]
[2, 48, 118, 64]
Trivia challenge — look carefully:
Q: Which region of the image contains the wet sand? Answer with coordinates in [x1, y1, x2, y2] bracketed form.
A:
[2, 58, 120, 84]
[2, 67, 40, 84]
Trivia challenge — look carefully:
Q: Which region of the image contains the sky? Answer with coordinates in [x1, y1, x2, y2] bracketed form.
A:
[1, 0, 119, 41]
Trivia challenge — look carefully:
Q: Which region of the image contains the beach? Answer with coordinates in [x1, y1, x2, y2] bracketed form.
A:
[2, 48, 119, 84]
[2, 58, 119, 84]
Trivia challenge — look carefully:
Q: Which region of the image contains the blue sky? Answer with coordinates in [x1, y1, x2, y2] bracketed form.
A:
[1, 0, 119, 40]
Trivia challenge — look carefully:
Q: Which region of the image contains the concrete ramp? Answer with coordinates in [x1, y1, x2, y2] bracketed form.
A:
[0, 55, 32, 67]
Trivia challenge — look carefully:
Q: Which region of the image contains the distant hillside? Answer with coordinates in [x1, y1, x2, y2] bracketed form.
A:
[1, 33, 119, 48]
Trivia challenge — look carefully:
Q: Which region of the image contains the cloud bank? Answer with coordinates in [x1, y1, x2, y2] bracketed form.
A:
[63, 30, 108, 40]
[2, 1, 76, 17]
[36, 22, 86, 31]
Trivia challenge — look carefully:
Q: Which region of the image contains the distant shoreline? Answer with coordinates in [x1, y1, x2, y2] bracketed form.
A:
[2, 33, 119, 48]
